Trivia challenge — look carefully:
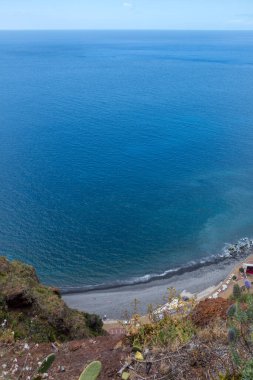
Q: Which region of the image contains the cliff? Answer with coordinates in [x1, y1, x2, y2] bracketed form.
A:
[0, 257, 103, 342]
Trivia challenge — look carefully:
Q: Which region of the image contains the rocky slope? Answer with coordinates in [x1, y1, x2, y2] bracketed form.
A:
[1, 256, 252, 379]
[0, 335, 128, 380]
[0, 257, 103, 342]
[0, 296, 239, 380]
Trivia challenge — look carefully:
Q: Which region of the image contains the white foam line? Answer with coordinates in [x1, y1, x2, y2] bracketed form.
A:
[61, 237, 253, 294]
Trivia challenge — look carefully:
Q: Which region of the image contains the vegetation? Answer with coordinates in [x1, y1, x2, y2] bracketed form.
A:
[78, 361, 102, 380]
[223, 285, 253, 379]
[117, 286, 253, 379]
[4, 256, 253, 379]
[129, 312, 196, 350]
[33, 353, 56, 380]
[0, 256, 103, 342]
[124, 289, 196, 351]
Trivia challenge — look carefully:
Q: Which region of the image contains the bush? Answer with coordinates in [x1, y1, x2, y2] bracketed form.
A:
[85, 313, 103, 335]
[128, 314, 196, 349]
[232, 284, 242, 300]
[242, 359, 253, 380]
[226, 293, 253, 378]
[0, 328, 15, 344]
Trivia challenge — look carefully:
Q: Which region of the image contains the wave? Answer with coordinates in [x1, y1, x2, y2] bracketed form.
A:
[61, 237, 253, 295]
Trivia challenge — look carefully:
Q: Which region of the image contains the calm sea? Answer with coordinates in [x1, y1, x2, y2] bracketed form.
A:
[1, 31, 253, 290]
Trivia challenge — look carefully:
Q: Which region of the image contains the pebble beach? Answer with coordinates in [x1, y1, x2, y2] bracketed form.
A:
[63, 256, 242, 318]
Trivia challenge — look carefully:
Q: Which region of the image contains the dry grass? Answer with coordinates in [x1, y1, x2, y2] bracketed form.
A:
[196, 318, 228, 343]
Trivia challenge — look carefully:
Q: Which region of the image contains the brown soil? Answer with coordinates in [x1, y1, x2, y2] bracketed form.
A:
[191, 297, 232, 327]
[0, 334, 130, 380]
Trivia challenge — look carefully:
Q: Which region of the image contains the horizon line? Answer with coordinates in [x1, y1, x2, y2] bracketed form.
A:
[1, 28, 253, 32]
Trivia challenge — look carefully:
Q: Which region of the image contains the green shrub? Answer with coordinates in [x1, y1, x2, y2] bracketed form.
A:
[227, 293, 253, 377]
[242, 359, 253, 380]
[85, 313, 103, 335]
[233, 284, 242, 300]
[129, 315, 195, 349]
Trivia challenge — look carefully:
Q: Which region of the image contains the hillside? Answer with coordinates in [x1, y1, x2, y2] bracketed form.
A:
[1, 257, 253, 379]
[0, 257, 103, 342]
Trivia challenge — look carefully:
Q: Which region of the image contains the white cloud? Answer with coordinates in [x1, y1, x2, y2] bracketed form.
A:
[123, 2, 133, 8]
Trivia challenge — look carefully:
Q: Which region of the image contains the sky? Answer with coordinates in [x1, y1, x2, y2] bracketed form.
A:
[1, 0, 253, 30]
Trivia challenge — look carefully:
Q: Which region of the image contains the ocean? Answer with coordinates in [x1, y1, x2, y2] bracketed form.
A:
[1, 31, 253, 291]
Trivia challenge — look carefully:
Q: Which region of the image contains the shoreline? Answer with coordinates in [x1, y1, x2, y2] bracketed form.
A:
[61, 238, 253, 296]
[63, 255, 244, 319]
[59, 255, 238, 295]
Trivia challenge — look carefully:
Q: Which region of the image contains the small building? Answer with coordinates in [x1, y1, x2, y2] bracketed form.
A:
[243, 260, 253, 275]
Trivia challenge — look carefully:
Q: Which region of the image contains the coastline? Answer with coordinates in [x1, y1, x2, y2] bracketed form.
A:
[63, 256, 241, 319]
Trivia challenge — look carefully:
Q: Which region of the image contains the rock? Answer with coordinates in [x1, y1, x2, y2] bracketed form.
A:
[114, 340, 123, 350]
[49, 287, 61, 297]
[69, 341, 83, 351]
[0, 257, 10, 273]
[51, 343, 59, 352]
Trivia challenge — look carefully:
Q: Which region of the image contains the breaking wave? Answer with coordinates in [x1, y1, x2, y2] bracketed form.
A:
[61, 237, 253, 294]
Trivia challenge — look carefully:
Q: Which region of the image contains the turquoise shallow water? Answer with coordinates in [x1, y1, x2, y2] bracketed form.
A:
[1, 31, 253, 290]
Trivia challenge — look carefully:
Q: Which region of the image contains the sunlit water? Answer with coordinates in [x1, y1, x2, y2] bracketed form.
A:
[1, 31, 253, 290]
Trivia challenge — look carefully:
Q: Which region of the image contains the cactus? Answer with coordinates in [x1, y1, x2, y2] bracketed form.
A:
[79, 361, 102, 380]
[37, 353, 56, 374]
[135, 351, 144, 361]
[233, 284, 241, 300]
[227, 304, 236, 318]
[228, 327, 237, 343]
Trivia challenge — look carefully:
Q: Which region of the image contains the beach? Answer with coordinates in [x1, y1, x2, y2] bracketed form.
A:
[63, 257, 240, 319]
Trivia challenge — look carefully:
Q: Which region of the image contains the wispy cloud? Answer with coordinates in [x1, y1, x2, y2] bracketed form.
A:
[123, 2, 133, 8]
[229, 13, 253, 26]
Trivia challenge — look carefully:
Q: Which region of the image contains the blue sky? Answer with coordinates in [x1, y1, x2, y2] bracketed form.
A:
[1, 0, 253, 30]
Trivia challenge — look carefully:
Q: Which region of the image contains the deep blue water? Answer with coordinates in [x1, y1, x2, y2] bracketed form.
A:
[1, 31, 253, 290]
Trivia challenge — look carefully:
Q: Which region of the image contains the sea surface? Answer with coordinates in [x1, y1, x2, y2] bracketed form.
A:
[1, 31, 253, 291]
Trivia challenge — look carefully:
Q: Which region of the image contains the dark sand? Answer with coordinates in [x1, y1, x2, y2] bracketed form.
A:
[63, 258, 238, 319]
